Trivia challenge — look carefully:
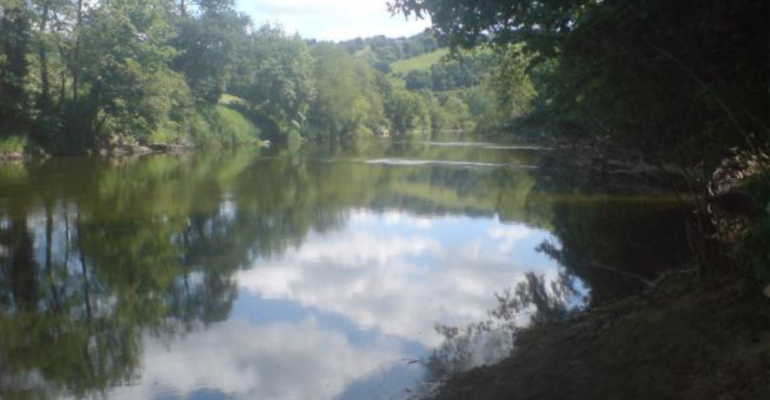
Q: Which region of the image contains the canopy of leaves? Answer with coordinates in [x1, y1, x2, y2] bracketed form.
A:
[391, 0, 769, 167]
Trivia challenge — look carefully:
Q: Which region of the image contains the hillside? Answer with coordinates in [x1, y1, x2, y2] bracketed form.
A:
[390, 49, 450, 74]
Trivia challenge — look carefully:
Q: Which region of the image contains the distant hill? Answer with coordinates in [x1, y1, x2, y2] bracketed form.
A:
[390, 49, 450, 74]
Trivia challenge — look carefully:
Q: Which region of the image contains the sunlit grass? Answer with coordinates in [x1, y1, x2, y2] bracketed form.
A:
[390, 49, 450, 74]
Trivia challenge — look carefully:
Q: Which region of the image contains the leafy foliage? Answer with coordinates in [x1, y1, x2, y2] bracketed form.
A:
[307, 43, 387, 138]
[385, 88, 429, 134]
[0, 2, 31, 127]
[171, 3, 248, 103]
[230, 24, 315, 137]
[391, 0, 769, 164]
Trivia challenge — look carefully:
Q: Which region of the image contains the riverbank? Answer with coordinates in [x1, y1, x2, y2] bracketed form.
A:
[0, 137, 270, 161]
[425, 272, 770, 400]
[0, 103, 267, 161]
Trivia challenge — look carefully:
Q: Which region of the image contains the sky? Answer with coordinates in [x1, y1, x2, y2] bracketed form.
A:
[235, 0, 432, 42]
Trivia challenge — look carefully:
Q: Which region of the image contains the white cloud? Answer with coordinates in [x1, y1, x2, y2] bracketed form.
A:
[238, 213, 560, 347]
[488, 224, 535, 254]
[381, 211, 433, 229]
[236, 0, 431, 41]
[104, 319, 402, 400]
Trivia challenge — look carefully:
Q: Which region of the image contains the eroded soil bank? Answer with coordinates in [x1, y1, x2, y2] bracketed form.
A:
[428, 275, 770, 400]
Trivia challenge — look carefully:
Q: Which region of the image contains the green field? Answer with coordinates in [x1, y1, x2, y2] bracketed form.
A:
[390, 49, 450, 74]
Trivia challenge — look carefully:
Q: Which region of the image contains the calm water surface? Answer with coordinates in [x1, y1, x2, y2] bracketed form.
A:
[0, 137, 692, 400]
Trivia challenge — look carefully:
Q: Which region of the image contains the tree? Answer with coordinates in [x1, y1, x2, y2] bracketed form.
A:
[490, 44, 535, 119]
[171, 0, 247, 103]
[0, 1, 32, 127]
[307, 43, 385, 138]
[389, 0, 584, 54]
[385, 88, 429, 134]
[75, 0, 186, 141]
[231, 24, 315, 137]
[405, 70, 431, 91]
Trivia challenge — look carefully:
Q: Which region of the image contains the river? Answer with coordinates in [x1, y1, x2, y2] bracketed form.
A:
[0, 136, 692, 400]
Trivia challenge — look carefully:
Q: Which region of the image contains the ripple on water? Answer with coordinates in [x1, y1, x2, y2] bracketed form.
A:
[419, 141, 495, 147]
[482, 145, 554, 151]
[393, 141, 554, 151]
[362, 159, 510, 168]
[361, 158, 540, 169]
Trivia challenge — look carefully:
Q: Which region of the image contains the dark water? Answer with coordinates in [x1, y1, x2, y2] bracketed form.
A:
[0, 137, 692, 400]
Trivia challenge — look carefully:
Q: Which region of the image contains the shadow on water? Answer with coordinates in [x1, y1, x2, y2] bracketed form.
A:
[0, 137, 694, 400]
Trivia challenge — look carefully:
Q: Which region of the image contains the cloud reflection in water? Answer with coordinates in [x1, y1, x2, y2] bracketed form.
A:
[103, 210, 571, 400]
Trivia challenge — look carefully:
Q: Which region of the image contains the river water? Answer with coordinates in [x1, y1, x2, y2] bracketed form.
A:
[0, 136, 692, 400]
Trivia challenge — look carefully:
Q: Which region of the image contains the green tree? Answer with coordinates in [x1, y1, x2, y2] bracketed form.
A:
[307, 43, 386, 138]
[405, 69, 431, 91]
[0, 1, 32, 128]
[231, 24, 315, 137]
[171, 0, 247, 103]
[385, 88, 429, 134]
[75, 0, 187, 142]
[490, 44, 535, 119]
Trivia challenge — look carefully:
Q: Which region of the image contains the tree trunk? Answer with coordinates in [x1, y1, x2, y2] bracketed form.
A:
[37, 2, 51, 111]
[72, 0, 83, 104]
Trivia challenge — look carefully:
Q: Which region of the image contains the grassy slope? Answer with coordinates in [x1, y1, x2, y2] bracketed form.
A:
[189, 99, 261, 146]
[391, 49, 450, 74]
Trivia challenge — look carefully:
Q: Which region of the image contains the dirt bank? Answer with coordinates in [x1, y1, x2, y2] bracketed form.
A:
[428, 275, 770, 400]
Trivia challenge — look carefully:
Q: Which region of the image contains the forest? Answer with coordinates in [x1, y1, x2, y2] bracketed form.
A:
[0, 0, 516, 156]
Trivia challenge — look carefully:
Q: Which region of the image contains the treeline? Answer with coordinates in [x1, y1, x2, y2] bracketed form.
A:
[335, 33, 508, 133]
[340, 32, 439, 71]
[0, 0, 499, 155]
[0, 0, 268, 153]
[402, 53, 494, 92]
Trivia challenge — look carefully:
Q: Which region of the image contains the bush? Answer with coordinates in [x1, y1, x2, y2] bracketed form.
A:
[0, 135, 28, 155]
[190, 105, 261, 146]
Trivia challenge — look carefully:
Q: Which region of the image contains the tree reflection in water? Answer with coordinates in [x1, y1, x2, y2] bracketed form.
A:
[422, 270, 580, 392]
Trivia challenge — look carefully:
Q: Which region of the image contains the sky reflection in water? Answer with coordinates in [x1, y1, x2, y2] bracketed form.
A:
[104, 211, 568, 400]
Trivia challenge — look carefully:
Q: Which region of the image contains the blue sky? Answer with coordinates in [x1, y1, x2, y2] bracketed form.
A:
[235, 0, 431, 41]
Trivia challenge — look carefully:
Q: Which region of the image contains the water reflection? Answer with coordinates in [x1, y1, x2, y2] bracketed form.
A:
[238, 211, 557, 347]
[422, 271, 582, 392]
[0, 138, 692, 400]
